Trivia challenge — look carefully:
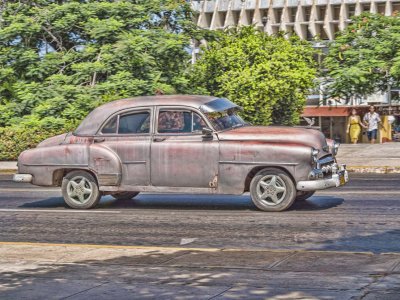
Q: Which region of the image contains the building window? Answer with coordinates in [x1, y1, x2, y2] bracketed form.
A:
[361, 4, 370, 13]
[393, 2, 400, 14]
[274, 8, 283, 23]
[377, 3, 386, 15]
[303, 6, 312, 22]
[333, 23, 340, 36]
[232, 11, 240, 25]
[204, 12, 213, 28]
[218, 11, 227, 27]
[316, 6, 326, 21]
[332, 5, 341, 21]
[347, 4, 356, 19]
[288, 7, 297, 22]
[316, 24, 329, 40]
[245, 10, 255, 24]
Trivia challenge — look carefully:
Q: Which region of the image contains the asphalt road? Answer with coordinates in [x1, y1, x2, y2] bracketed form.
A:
[1, 173, 400, 253]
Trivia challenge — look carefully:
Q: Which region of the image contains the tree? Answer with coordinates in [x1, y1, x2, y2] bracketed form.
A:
[188, 26, 317, 125]
[324, 13, 400, 102]
[0, 0, 204, 130]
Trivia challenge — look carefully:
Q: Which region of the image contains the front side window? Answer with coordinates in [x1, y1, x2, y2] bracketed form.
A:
[100, 111, 150, 134]
[157, 110, 207, 134]
[205, 108, 246, 131]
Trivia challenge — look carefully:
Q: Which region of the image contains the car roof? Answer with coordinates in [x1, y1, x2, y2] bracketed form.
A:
[74, 95, 218, 136]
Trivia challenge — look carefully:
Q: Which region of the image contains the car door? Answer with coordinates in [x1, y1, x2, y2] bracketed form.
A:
[94, 107, 152, 187]
[150, 107, 219, 188]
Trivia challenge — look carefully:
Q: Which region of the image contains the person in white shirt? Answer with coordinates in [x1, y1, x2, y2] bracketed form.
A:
[363, 105, 382, 144]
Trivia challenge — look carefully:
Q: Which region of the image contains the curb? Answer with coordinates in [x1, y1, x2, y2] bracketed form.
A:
[0, 169, 17, 174]
[1, 167, 400, 175]
[347, 166, 400, 174]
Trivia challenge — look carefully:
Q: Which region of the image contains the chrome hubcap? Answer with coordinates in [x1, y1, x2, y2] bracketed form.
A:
[256, 175, 287, 206]
[67, 176, 93, 204]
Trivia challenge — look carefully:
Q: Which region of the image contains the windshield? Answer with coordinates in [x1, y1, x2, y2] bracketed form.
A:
[205, 109, 247, 131]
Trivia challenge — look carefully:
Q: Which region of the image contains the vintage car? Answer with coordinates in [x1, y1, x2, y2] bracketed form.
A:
[13, 95, 348, 211]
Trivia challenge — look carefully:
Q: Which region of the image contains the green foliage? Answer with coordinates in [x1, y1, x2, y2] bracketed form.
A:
[0, 0, 210, 159]
[0, 123, 78, 161]
[188, 27, 317, 125]
[324, 13, 400, 100]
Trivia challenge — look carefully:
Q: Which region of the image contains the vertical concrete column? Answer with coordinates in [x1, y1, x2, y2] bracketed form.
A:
[253, 0, 265, 30]
[210, 0, 220, 29]
[294, 1, 304, 38]
[324, 2, 334, 40]
[266, 0, 275, 35]
[339, 0, 347, 31]
[385, 0, 391, 16]
[238, 0, 248, 25]
[309, 2, 319, 37]
[354, 0, 362, 16]
[225, 0, 237, 28]
[370, 0, 377, 14]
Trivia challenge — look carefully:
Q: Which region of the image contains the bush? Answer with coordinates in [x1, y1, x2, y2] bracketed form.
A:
[0, 124, 76, 161]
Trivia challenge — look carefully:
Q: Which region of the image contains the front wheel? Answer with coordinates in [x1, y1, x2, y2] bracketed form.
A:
[61, 170, 101, 209]
[250, 168, 296, 212]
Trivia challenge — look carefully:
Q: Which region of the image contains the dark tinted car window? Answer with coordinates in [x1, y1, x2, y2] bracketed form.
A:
[119, 112, 150, 134]
[101, 115, 118, 134]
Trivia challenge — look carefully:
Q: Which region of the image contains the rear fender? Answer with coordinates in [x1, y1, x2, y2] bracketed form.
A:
[89, 144, 122, 186]
[18, 144, 89, 186]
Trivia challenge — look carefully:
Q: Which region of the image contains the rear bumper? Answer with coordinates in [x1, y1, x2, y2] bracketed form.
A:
[296, 166, 349, 191]
[13, 174, 33, 183]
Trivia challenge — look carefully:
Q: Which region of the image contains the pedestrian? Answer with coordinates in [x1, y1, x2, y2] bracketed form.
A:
[346, 108, 366, 144]
[363, 105, 382, 144]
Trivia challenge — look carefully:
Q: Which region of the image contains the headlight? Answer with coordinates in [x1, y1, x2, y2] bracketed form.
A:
[332, 142, 340, 156]
[311, 148, 319, 163]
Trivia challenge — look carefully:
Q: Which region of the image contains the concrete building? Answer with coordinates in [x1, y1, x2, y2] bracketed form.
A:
[190, 0, 400, 143]
[191, 0, 400, 41]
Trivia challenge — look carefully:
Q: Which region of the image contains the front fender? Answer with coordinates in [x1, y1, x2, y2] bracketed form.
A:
[218, 141, 314, 194]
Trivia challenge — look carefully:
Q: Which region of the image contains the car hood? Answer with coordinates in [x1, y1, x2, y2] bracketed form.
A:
[217, 126, 328, 150]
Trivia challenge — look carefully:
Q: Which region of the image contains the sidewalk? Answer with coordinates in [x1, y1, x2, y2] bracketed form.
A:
[2, 143, 400, 174]
[337, 143, 400, 173]
[0, 242, 399, 299]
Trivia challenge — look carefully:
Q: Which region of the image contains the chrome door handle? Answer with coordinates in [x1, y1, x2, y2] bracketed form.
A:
[94, 137, 105, 143]
[153, 137, 166, 142]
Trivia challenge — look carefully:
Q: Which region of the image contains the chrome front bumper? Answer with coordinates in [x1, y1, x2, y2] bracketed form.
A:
[296, 165, 349, 191]
[13, 174, 33, 183]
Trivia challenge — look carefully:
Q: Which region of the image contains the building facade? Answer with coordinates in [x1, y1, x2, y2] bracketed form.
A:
[191, 0, 400, 143]
[191, 0, 400, 41]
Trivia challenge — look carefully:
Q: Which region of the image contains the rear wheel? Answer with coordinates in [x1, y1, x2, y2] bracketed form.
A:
[111, 192, 139, 201]
[296, 191, 315, 202]
[250, 168, 296, 212]
[61, 170, 101, 209]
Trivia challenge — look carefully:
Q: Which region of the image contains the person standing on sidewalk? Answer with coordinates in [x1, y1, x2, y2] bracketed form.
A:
[363, 105, 382, 144]
[346, 108, 366, 144]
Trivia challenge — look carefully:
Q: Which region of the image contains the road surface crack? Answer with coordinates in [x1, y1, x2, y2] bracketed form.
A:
[207, 286, 233, 300]
[60, 282, 108, 299]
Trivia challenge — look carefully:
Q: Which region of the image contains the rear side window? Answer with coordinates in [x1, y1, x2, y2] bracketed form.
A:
[101, 111, 150, 134]
[118, 112, 150, 134]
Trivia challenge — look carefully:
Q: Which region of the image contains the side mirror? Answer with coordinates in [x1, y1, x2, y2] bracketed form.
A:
[202, 127, 213, 139]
